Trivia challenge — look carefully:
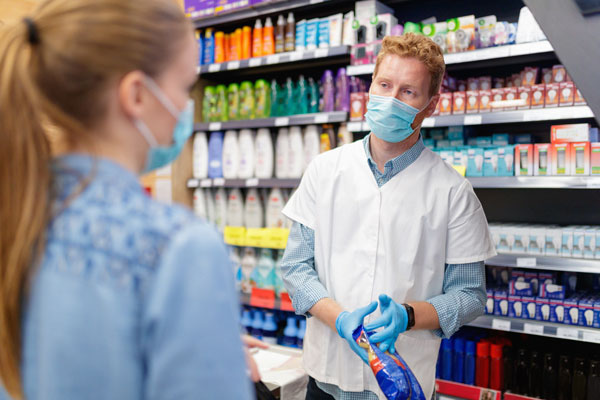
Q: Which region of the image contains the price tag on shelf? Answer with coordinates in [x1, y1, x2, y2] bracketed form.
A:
[315, 48, 328, 58]
[557, 327, 579, 340]
[223, 226, 246, 246]
[275, 117, 290, 126]
[245, 178, 259, 187]
[227, 61, 240, 70]
[187, 179, 199, 188]
[250, 287, 276, 309]
[463, 115, 482, 125]
[583, 331, 600, 344]
[347, 122, 362, 132]
[208, 122, 222, 131]
[314, 114, 329, 124]
[290, 51, 303, 62]
[213, 178, 225, 187]
[246, 228, 269, 248]
[492, 318, 511, 331]
[280, 292, 295, 312]
[516, 257, 537, 267]
[208, 64, 221, 73]
[421, 118, 435, 127]
[199, 179, 212, 188]
[263, 228, 290, 249]
[309, 0, 324, 4]
[248, 58, 262, 67]
[524, 323, 544, 336]
[266, 55, 279, 64]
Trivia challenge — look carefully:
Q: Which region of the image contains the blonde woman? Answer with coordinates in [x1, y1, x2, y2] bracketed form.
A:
[0, 0, 253, 399]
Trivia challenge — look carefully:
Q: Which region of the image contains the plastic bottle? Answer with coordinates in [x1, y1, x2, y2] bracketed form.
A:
[453, 338, 465, 384]
[252, 19, 263, 58]
[308, 77, 320, 113]
[283, 77, 295, 116]
[203, 28, 215, 65]
[465, 340, 476, 385]
[297, 318, 306, 348]
[295, 19, 306, 52]
[253, 249, 276, 290]
[262, 17, 274, 56]
[516, 349, 529, 395]
[255, 128, 274, 179]
[224, 33, 231, 62]
[335, 68, 350, 112]
[273, 249, 286, 296]
[529, 351, 542, 398]
[231, 28, 242, 61]
[337, 123, 352, 147]
[476, 341, 490, 388]
[287, 126, 304, 178]
[572, 358, 587, 400]
[202, 86, 215, 122]
[193, 132, 209, 179]
[275, 128, 289, 178]
[196, 30, 205, 66]
[503, 346, 515, 393]
[231, 247, 242, 291]
[241, 247, 257, 294]
[242, 26, 252, 59]
[207, 131, 224, 178]
[320, 132, 331, 153]
[490, 343, 503, 390]
[215, 31, 225, 63]
[303, 125, 320, 168]
[282, 317, 298, 347]
[295, 75, 309, 115]
[254, 79, 271, 119]
[238, 129, 256, 179]
[239, 81, 255, 120]
[241, 309, 253, 334]
[265, 188, 286, 228]
[275, 15, 285, 54]
[270, 79, 280, 117]
[441, 339, 453, 381]
[222, 130, 240, 179]
[251, 310, 264, 339]
[226, 188, 244, 227]
[262, 312, 278, 345]
[227, 83, 240, 121]
[193, 188, 207, 219]
[206, 188, 216, 226]
[244, 188, 264, 228]
[559, 355, 572, 400]
[285, 13, 295, 52]
[542, 353, 558, 400]
[588, 360, 600, 400]
[320, 70, 335, 113]
[215, 84, 228, 121]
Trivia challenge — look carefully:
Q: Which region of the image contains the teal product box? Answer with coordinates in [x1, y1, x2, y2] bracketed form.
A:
[550, 299, 565, 324]
[584, 227, 597, 259]
[483, 148, 499, 176]
[318, 18, 330, 48]
[436, 139, 451, 148]
[572, 227, 586, 258]
[485, 289, 495, 315]
[561, 227, 574, 257]
[494, 290, 509, 317]
[439, 150, 454, 165]
[514, 133, 533, 144]
[535, 297, 551, 322]
[497, 145, 515, 176]
[450, 139, 464, 147]
[522, 296, 537, 320]
[447, 126, 464, 141]
[467, 138, 477, 146]
[423, 138, 436, 149]
[493, 133, 510, 146]
[467, 148, 484, 176]
[508, 295, 524, 318]
[528, 227, 546, 255]
[453, 150, 468, 168]
[430, 129, 446, 141]
[476, 136, 493, 147]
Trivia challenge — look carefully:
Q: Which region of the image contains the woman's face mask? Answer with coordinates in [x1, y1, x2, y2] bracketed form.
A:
[364, 94, 431, 143]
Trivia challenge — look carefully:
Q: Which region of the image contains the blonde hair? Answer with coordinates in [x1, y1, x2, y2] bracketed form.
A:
[373, 33, 446, 97]
[0, 1, 191, 398]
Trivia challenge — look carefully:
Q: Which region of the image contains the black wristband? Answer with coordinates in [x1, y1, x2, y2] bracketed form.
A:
[403, 303, 415, 331]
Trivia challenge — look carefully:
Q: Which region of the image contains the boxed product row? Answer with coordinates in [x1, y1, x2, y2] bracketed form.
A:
[192, 125, 352, 180]
[233, 247, 287, 296]
[488, 223, 600, 259]
[201, 70, 350, 122]
[193, 187, 292, 231]
[241, 307, 306, 348]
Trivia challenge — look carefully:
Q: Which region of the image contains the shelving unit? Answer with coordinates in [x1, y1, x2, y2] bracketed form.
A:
[468, 176, 600, 189]
[195, 111, 347, 131]
[486, 253, 600, 273]
[187, 177, 301, 189]
[467, 315, 600, 344]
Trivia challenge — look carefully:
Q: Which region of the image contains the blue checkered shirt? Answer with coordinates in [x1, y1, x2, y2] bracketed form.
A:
[280, 135, 486, 400]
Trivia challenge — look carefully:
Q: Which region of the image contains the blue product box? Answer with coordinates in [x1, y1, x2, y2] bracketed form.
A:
[492, 133, 510, 146]
[318, 18, 330, 47]
[486, 289, 495, 315]
[467, 148, 484, 177]
[514, 134, 533, 144]
[305, 19, 319, 49]
[538, 272, 556, 285]
[467, 138, 478, 146]
[508, 295, 524, 318]
[437, 140, 451, 149]
[522, 296, 537, 320]
[525, 271, 539, 296]
[483, 148, 499, 176]
[476, 137, 493, 147]
[550, 299, 564, 323]
[498, 267, 510, 286]
[535, 297, 551, 322]
[497, 145, 515, 176]
[494, 290, 509, 317]
[593, 298, 600, 329]
[509, 279, 533, 296]
[579, 298, 595, 327]
[511, 269, 526, 281]
[423, 138, 436, 149]
[448, 126, 464, 141]
[562, 272, 578, 295]
[564, 297, 580, 325]
[590, 127, 599, 142]
[439, 150, 454, 164]
[540, 283, 565, 300]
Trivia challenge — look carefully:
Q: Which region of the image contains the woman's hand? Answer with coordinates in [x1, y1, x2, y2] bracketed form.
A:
[242, 335, 269, 382]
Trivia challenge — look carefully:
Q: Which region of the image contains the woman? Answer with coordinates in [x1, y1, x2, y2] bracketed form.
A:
[0, 0, 253, 399]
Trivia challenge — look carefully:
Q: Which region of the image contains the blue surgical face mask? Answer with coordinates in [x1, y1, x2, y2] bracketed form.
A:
[134, 76, 195, 173]
[365, 94, 430, 143]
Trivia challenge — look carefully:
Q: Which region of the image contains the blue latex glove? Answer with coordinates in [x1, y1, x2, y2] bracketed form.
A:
[335, 302, 378, 364]
[363, 294, 408, 353]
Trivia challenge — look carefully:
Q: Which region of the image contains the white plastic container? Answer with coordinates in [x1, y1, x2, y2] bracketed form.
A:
[255, 128, 274, 179]
[265, 188, 286, 228]
[213, 187, 228, 232]
[222, 130, 240, 179]
[192, 131, 209, 179]
[238, 129, 256, 179]
[288, 126, 305, 178]
[275, 127, 289, 178]
[193, 188, 207, 219]
[244, 188, 264, 228]
[303, 125, 321, 169]
[227, 188, 245, 227]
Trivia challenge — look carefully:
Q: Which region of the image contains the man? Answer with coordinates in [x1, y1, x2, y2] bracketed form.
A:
[281, 33, 496, 400]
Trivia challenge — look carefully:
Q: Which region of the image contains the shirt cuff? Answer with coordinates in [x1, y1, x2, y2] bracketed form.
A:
[290, 281, 330, 317]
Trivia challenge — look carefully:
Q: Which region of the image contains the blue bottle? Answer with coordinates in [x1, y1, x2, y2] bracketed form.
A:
[465, 340, 477, 385]
[241, 309, 253, 335]
[262, 312, 278, 345]
[282, 317, 298, 347]
[207, 131, 224, 178]
[297, 318, 306, 348]
[251, 310, 264, 339]
[203, 28, 215, 65]
[441, 339, 453, 381]
[436, 347, 442, 379]
[453, 338, 465, 383]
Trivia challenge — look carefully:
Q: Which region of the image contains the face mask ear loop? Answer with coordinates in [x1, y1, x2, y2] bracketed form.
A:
[133, 118, 159, 147]
[144, 76, 181, 118]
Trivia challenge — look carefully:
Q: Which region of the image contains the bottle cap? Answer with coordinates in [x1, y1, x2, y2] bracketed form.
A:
[265, 17, 273, 27]
[476, 341, 490, 357]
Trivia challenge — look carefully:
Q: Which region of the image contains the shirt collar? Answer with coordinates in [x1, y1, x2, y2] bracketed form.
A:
[362, 134, 426, 174]
[52, 153, 141, 190]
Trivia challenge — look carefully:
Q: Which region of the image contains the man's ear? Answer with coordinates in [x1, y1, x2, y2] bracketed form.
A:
[423, 94, 440, 118]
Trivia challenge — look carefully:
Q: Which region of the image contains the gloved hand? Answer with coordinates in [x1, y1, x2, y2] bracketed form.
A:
[335, 302, 378, 364]
[364, 294, 408, 353]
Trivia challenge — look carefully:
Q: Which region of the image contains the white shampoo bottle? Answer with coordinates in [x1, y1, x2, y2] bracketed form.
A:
[238, 129, 256, 179]
[222, 130, 240, 179]
[193, 131, 209, 179]
[244, 188, 264, 228]
[193, 188, 207, 219]
[265, 188, 286, 228]
[287, 126, 305, 178]
[213, 187, 228, 232]
[227, 188, 245, 227]
[255, 128, 274, 179]
[275, 127, 289, 178]
[304, 125, 320, 169]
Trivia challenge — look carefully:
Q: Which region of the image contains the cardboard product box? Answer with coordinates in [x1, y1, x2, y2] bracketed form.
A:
[494, 290, 509, 317]
[564, 297, 581, 325]
[545, 83, 560, 107]
[185, 0, 216, 18]
[497, 225, 513, 253]
[483, 148, 499, 176]
[579, 298, 595, 327]
[439, 93, 453, 115]
[534, 144, 552, 176]
[535, 297, 552, 322]
[512, 73, 523, 88]
[552, 64, 567, 83]
[485, 289, 495, 314]
[498, 146, 515, 176]
[528, 227, 546, 255]
[539, 271, 557, 285]
[491, 88, 505, 112]
[493, 77, 505, 89]
[508, 295, 524, 318]
[596, 229, 600, 259]
[466, 90, 480, 114]
[479, 90, 492, 113]
[479, 76, 492, 91]
[570, 142, 591, 176]
[531, 84, 546, 109]
[510, 279, 533, 296]
[522, 67, 539, 86]
[540, 283, 566, 300]
[355, 0, 394, 18]
[593, 299, 600, 329]
[503, 87, 518, 111]
[452, 91, 466, 114]
[350, 92, 367, 121]
[457, 80, 467, 92]
[517, 86, 532, 110]
[525, 271, 540, 295]
[467, 78, 480, 91]
[551, 143, 572, 176]
[515, 144, 534, 176]
[561, 227, 574, 257]
[591, 143, 600, 175]
[559, 81, 575, 107]
[574, 87, 586, 106]
[493, 133, 510, 146]
[572, 226, 586, 257]
[545, 227, 562, 256]
[550, 299, 565, 324]
[351, 44, 370, 65]
[446, 15, 476, 53]
[432, 97, 441, 116]
[584, 227, 598, 259]
[551, 123, 591, 143]
[522, 296, 537, 320]
[512, 226, 530, 254]
[542, 68, 553, 85]
[466, 148, 484, 176]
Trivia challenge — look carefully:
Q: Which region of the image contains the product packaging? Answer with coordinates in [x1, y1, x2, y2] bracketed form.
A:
[452, 91, 466, 114]
[531, 84, 546, 108]
[515, 144, 533, 176]
[572, 227, 586, 257]
[478, 90, 492, 113]
[517, 86, 532, 110]
[574, 87, 586, 105]
[295, 19, 307, 52]
[467, 148, 484, 177]
[552, 64, 567, 83]
[329, 13, 343, 47]
[439, 93, 453, 115]
[422, 22, 448, 53]
[591, 143, 600, 175]
[521, 67, 539, 86]
[494, 290, 509, 317]
[491, 88, 505, 112]
[475, 16, 496, 49]
[493, 133, 510, 146]
[522, 296, 537, 319]
[305, 18, 320, 50]
[483, 148, 499, 177]
[503, 87, 518, 111]
[528, 227, 546, 255]
[497, 146, 515, 176]
[534, 144, 552, 176]
[466, 90, 480, 114]
[559, 81, 575, 107]
[508, 295, 524, 318]
[318, 18, 330, 49]
[535, 298, 551, 321]
[570, 142, 591, 176]
[545, 83, 560, 107]
[551, 123, 591, 143]
[446, 15, 476, 53]
[542, 68, 552, 84]
[551, 143, 571, 175]
[467, 78, 480, 91]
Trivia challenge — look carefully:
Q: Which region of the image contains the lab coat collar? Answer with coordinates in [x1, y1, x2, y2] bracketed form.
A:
[362, 134, 426, 176]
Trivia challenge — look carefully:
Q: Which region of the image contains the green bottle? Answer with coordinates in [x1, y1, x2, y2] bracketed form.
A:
[270, 79, 279, 117]
[283, 78, 295, 116]
[239, 81, 255, 120]
[203, 86, 215, 122]
[295, 75, 308, 115]
[227, 83, 240, 121]
[254, 79, 271, 119]
[307, 77, 320, 114]
[215, 84, 228, 121]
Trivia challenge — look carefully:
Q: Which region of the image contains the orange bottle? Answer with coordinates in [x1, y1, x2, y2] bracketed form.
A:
[229, 31, 238, 61]
[234, 28, 243, 60]
[262, 17, 274, 56]
[224, 33, 230, 62]
[252, 19, 262, 58]
[242, 26, 252, 59]
[214, 31, 225, 63]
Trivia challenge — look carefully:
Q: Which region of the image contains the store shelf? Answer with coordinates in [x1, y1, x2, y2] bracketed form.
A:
[347, 106, 594, 131]
[346, 41, 554, 76]
[468, 176, 600, 189]
[466, 315, 600, 344]
[187, 177, 301, 189]
[196, 111, 347, 131]
[436, 379, 501, 400]
[486, 253, 600, 273]
[198, 46, 349, 75]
